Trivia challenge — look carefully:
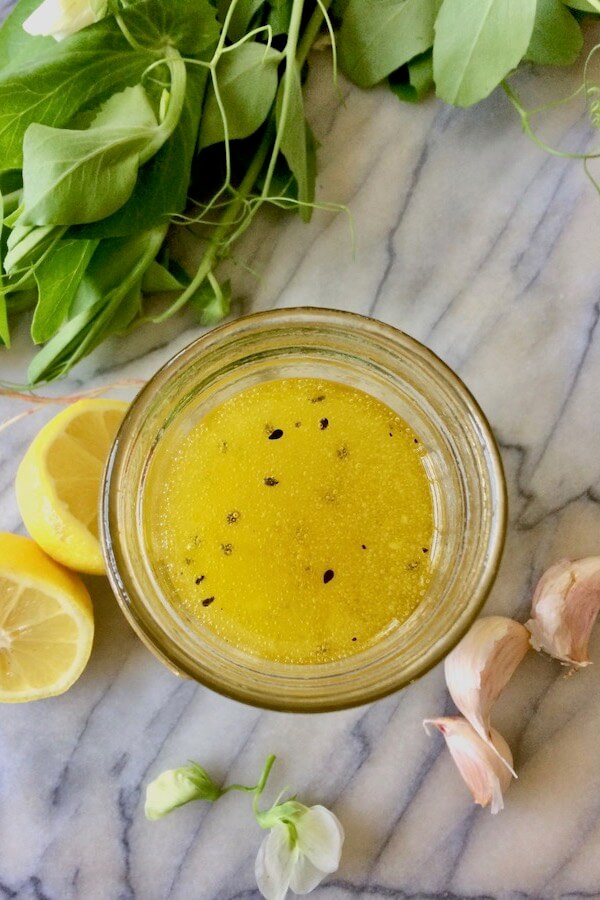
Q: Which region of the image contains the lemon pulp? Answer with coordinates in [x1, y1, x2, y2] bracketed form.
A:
[144, 378, 435, 664]
[16, 399, 129, 575]
[0, 533, 94, 702]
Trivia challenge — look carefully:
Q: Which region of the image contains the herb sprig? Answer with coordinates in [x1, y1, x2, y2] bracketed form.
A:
[0, 0, 598, 386]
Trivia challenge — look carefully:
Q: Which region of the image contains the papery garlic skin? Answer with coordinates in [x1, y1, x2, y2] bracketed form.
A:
[23, 0, 107, 41]
[444, 616, 529, 766]
[424, 717, 513, 814]
[526, 557, 600, 668]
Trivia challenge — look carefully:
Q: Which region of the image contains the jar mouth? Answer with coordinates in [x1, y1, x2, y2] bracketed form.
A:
[101, 308, 507, 712]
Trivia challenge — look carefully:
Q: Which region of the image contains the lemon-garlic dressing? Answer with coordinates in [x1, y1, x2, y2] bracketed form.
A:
[145, 378, 434, 664]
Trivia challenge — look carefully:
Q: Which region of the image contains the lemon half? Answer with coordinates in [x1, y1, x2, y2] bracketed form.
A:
[0, 533, 94, 702]
[16, 398, 128, 575]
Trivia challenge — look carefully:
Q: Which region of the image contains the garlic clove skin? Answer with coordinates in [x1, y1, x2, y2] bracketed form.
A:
[526, 556, 600, 668]
[444, 616, 529, 744]
[424, 716, 513, 815]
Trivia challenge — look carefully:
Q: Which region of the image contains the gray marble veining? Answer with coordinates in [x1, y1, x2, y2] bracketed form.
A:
[1, 27, 600, 900]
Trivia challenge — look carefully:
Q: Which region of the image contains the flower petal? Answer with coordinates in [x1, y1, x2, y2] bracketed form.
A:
[289, 853, 328, 895]
[23, 0, 104, 40]
[255, 824, 296, 900]
[295, 805, 344, 873]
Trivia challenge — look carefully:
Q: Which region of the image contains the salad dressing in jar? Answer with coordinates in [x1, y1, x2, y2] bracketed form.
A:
[144, 378, 434, 664]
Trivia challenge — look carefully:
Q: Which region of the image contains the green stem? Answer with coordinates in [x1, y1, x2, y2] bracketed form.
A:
[1, 190, 22, 217]
[252, 754, 277, 819]
[154, 123, 273, 322]
[260, 0, 306, 200]
[140, 46, 187, 165]
[162, 0, 332, 324]
[296, 0, 332, 68]
[502, 80, 600, 161]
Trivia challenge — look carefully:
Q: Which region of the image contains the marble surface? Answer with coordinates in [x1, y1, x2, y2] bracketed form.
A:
[1, 22, 600, 900]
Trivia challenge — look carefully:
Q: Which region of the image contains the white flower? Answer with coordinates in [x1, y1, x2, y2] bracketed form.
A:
[255, 803, 344, 900]
[526, 556, 600, 668]
[23, 0, 107, 42]
[145, 763, 222, 820]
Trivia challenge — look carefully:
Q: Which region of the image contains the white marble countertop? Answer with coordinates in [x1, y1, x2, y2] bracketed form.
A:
[1, 23, 600, 900]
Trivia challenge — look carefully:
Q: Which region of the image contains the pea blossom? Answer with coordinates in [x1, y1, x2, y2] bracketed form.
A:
[23, 0, 107, 42]
[145, 754, 344, 898]
[255, 801, 344, 900]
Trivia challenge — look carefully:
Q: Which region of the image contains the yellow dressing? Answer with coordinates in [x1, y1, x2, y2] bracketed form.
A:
[144, 378, 434, 664]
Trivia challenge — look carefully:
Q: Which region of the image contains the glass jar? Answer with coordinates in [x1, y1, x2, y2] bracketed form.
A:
[101, 308, 506, 712]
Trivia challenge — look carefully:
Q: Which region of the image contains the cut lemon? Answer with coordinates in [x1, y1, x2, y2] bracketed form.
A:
[0, 533, 94, 702]
[16, 398, 129, 575]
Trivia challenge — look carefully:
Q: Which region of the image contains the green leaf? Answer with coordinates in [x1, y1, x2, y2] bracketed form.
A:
[527, 0, 583, 65]
[433, 0, 537, 107]
[27, 297, 103, 384]
[31, 238, 98, 343]
[3, 224, 64, 276]
[0, 23, 156, 172]
[276, 64, 313, 221]
[389, 51, 434, 103]
[21, 124, 153, 226]
[0, 188, 9, 347]
[190, 277, 232, 324]
[121, 0, 220, 57]
[19, 71, 188, 227]
[219, 0, 268, 41]
[141, 260, 186, 293]
[90, 84, 158, 130]
[0, 0, 56, 74]
[73, 61, 210, 238]
[338, 0, 441, 88]
[0, 294, 9, 347]
[27, 226, 167, 384]
[268, 0, 293, 35]
[199, 42, 281, 149]
[70, 227, 167, 316]
[562, 0, 600, 12]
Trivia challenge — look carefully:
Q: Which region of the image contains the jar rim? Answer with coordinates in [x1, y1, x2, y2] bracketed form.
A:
[101, 307, 507, 712]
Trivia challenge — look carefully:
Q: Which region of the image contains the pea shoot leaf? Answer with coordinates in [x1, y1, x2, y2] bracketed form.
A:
[275, 64, 314, 222]
[433, 0, 537, 107]
[199, 42, 281, 149]
[31, 238, 98, 343]
[268, 0, 293, 36]
[122, 0, 220, 56]
[218, 0, 268, 41]
[20, 85, 162, 226]
[389, 51, 434, 104]
[74, 63, 211, 236]
[28, 226, 167, 385]
[0, 188, 9, 347]
[0, 0, 55, 73]
[338, 0, 441, 89]
[190, 277, 232, 325]
[0, 25, 156, 172]
[141, 261, 187, 293]
[4, 224, 62, 276]
[527, 0, 583, 65]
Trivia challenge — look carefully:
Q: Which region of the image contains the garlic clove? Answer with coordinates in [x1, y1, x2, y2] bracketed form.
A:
[424, 716, 513, 814]
[444, 616, 529, 775]
[526, 556, 600, 668]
